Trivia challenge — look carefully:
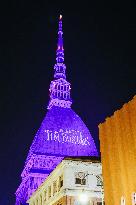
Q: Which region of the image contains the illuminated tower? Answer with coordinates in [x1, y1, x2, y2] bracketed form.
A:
[15, 15, 98, 205]
[48, 15, 72, 109]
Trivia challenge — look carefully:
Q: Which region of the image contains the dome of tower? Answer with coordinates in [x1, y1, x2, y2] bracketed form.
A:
[28, 106, 98, 158]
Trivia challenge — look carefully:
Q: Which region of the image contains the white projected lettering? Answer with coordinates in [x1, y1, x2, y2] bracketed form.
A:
[44, 129, 90, 146]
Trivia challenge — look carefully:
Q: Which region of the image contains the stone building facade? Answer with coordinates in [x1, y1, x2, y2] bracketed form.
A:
[27, 157, 103, 205]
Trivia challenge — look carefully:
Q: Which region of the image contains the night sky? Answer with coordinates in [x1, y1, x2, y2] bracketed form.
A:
[0, 1, 136, 204]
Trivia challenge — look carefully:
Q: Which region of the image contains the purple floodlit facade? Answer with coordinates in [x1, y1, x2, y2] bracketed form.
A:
[15, 15, 98, 205]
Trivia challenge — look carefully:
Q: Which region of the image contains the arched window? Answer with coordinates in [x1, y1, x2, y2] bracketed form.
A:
[44, 190, 47, 202]
[121, 196, 125, 205]
[132, 193, 136, 205]
[53, 180, 57, 195]
[40, 195, 42, 205]
[48, 186, 51, 198]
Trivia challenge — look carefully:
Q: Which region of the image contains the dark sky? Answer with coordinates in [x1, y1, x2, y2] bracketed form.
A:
[0, 1, 136, 204]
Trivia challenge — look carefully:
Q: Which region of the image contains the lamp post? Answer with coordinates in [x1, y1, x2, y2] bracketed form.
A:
[78, 192, 89, 204]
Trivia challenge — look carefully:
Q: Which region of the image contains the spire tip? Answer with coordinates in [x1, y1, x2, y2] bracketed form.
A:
[59, 14, 62, 20]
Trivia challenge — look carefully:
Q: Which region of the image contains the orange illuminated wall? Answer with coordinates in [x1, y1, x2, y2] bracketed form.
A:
[99, 95, 136, 205]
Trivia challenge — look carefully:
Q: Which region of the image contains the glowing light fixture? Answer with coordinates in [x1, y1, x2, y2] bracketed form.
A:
[78, 192, 89, 204]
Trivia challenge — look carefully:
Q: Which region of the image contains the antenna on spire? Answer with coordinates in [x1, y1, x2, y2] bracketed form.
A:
[56, 13, 64, 65]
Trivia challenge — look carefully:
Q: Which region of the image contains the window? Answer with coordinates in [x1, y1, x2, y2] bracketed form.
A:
[132, 193, 136, 205]
[97, 202, 105, 205]
[30, 177, 34, 188]
[121, 196, 125, 205]
[58, 175, 63, 191]
[96, 175, 103, 186]
[53, 180, 57, 195]
[48, 186, 51, 198]
[40, 195, 42, 205]
[75, 172, 86, 185]
[60, 176, 63, 188]
[44, 190, 47, 202]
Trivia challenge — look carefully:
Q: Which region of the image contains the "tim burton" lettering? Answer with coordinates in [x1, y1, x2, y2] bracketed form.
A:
[44, 129, 90, 146]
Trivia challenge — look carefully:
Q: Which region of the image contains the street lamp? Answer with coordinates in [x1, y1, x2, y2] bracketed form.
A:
[78, 192, 89, 204]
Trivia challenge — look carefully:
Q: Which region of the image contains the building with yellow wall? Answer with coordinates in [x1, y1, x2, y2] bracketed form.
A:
[99, 95, 136, 205]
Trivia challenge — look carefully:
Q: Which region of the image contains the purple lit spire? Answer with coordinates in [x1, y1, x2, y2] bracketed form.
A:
[48, 15, 72, 109]
[54, 14, 65, 79]
[15, 15, 98, 205]
[56, 15, 64, 63]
